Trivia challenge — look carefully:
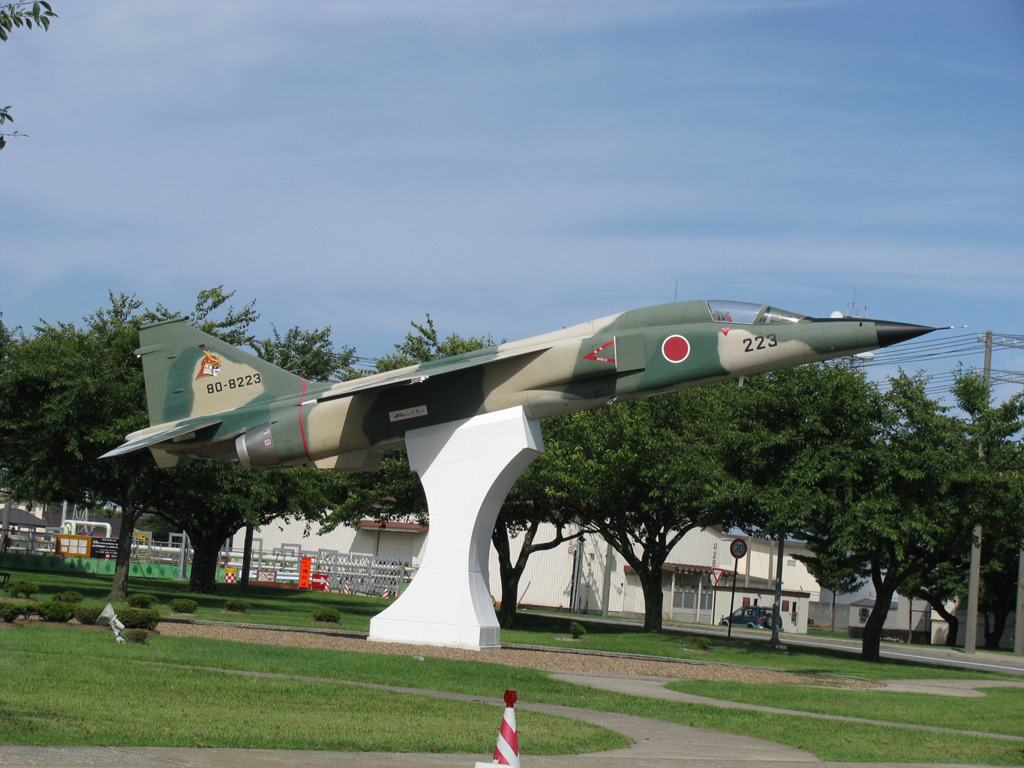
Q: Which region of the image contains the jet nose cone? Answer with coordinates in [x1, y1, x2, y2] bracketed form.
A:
[872, 321, 939, 348]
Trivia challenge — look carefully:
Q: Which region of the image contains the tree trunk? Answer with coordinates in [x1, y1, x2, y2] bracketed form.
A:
[188, 530, 228, 593]
[638, 567, 665, 632]
[928, 598, 960, 647]
[105, 506, 141, 601]
[240, 525, 254, 592]
[861, 585, 898, 662]
[983, 610, 1008, 650]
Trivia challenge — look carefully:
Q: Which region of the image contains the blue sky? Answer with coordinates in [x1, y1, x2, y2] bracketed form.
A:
[2, 0, 1022, 400]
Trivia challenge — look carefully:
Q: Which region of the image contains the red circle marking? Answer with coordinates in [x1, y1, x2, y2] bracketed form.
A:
[662, 335, 691, 364]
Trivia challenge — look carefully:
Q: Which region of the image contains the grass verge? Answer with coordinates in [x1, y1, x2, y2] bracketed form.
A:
[2, 623, 1023, 764]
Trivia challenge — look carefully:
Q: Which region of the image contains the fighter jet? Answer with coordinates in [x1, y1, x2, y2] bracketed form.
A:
[102, 299, 936, 470]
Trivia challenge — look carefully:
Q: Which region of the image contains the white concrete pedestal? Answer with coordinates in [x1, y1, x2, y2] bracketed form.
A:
[368, 407, 543, 650]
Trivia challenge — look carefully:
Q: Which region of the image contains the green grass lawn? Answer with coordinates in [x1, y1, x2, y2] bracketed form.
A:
[3, 567, 1024, 764]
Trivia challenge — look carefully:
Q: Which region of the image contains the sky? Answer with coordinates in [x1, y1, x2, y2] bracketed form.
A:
[2, 0, 1022, 401]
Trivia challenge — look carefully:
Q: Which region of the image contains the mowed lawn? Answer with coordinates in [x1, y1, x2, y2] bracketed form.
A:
[2, 568, 1023, 764]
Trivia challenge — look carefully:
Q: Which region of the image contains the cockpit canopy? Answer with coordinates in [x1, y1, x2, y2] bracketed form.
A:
[707, 300, 808, 325]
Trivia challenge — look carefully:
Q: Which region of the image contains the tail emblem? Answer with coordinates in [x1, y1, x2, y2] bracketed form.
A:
[196, 349, 222, 380]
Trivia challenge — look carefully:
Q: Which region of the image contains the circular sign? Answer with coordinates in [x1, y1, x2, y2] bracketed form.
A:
[729, 539, 747, 559]
[661, 335, 691, 364]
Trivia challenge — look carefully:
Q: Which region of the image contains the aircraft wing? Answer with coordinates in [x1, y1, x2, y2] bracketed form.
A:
[303, 343, 553, 405]
[99, 419, 224, 459]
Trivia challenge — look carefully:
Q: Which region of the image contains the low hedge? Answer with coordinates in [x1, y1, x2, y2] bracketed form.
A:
[33, 601, 76, 623]
[169, 598, 198, 614]
[313, 607, 341, 624]
[117, 607, 160, 630]
[53, 590, 85, 604]
[127, 593, 158, 609]
[0, 602, 24, 623]
[75, 605, 104, 625]
[4, 580, 38, 599]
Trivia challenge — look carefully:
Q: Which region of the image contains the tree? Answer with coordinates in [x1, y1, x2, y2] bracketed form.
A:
[1, 1, 58, 149]
[823, 373, 969, 661]
[0, 293, 169, 599]
[951, 370, 1024, 649]
[555, 386, 734, 632]
[723, 363, 882, 649]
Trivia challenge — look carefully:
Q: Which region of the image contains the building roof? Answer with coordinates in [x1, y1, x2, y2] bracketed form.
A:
[3, 508, 49, 529]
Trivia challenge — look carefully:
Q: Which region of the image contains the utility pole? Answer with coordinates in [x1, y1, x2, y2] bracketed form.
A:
[964, 331, 992, 655]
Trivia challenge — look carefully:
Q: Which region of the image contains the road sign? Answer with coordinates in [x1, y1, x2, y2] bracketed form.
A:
[712, 567, 725, 585]
[729, 538, 748, 559]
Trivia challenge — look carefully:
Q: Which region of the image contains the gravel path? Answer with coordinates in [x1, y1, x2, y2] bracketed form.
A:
[156, 620, 874, 689]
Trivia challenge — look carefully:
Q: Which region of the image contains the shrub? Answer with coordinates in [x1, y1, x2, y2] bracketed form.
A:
[127, 593, 158, 609]
[313, 607, 341, 624]
[53, 590, 84, 604]
[5, 580, 38, 599]
[75, 605, 104, 625]
[224, 599, 251, 613]
[0, 603, 23, 622]
[34, 601, 76, 623]
[117, 607, 160, 630]
[123, 628, 150, 644]
[681, 635, 712, 651]
[568, 621, 587, 639]
[169, 598, 198, 614]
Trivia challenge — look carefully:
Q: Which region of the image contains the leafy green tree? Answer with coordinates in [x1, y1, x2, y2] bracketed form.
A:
[1, 1, 58, 149]
[0, 293, 167, 599]
[557, 386, 734, 632]
[724, 363, 882, 648]
[950, 370, 1024, 649]
[828, 374, 969, 661]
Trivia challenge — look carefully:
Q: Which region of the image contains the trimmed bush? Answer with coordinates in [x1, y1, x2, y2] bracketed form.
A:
[53, 590, 85, 604]
[75, 605, 104, 625]
[34, 601, 76, 623]
[224, 599, 251, 613]
[4, 580, 38, 599]
[313, 607, 341, 624]
[568, 621, 587, 639]
[123, 628, 150, 644]
[169, 598, 198, 614]
[117, 607, 160, 630]
[0, 603, 24, 623]
[680, 635, 712, 651]
[127, 593, 158, 609]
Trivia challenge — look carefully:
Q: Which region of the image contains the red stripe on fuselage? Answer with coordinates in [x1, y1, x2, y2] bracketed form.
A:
[298, 379, 313, 462]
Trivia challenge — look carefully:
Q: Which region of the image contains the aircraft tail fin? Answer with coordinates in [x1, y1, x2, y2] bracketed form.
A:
[135, 318, 306, 426]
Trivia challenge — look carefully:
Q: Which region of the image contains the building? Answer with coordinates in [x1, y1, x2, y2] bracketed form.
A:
[229, 516, 818, 633]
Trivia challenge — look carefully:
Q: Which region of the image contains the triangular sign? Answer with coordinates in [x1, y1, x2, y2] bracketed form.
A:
[712, 567, 725, 585]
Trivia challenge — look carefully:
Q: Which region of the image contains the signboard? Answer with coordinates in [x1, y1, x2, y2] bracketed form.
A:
[729, 538, 748, 559]
[90, 537, 119, 559]
[57, 535, 91, 558]
[712, 567, 725, 585]
[257, 570, 277, 583]
[299, 557, 312, 590]
[310, 573, 330, 592]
